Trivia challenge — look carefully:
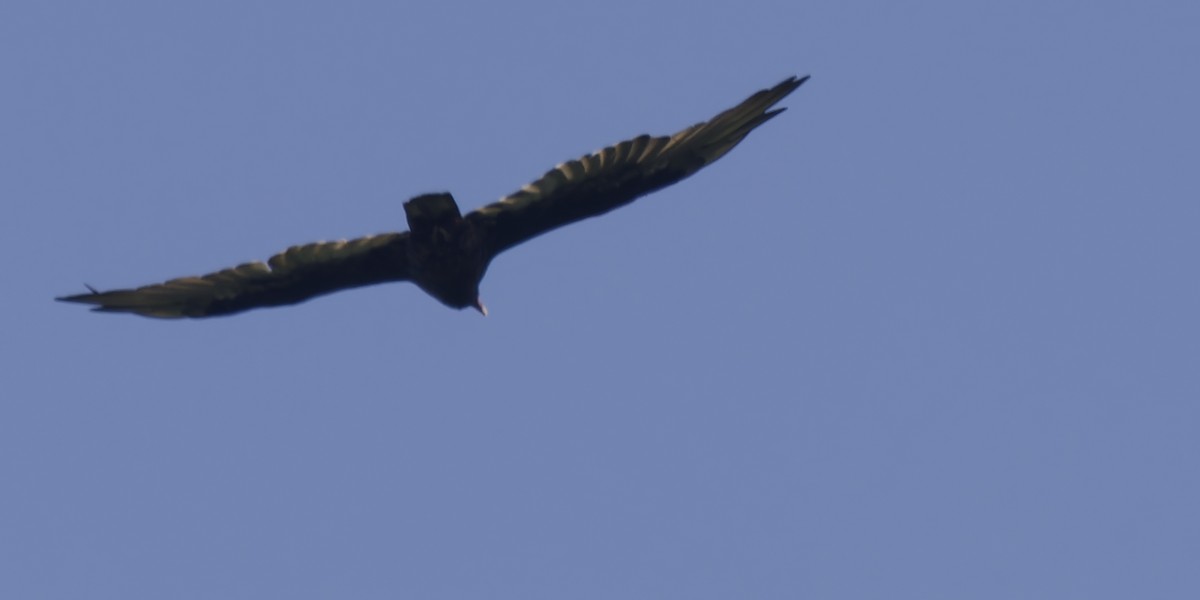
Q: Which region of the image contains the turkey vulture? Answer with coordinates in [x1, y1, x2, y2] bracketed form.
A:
[58, 75, 809, 318]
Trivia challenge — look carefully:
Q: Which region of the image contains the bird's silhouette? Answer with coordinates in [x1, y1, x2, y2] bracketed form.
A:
[59, 75, 809, 318]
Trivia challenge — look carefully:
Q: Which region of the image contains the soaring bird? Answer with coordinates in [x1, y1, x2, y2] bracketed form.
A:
[59, 75, 808, 318]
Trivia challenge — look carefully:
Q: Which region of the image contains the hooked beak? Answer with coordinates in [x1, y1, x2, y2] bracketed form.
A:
[473, 298, 488, 316]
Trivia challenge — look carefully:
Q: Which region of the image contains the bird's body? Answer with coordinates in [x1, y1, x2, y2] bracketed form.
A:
[59, 75, 809, 318]
[403, 193, 489, 312]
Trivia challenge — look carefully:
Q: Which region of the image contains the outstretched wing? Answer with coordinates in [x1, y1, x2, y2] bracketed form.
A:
[466, 75, 808, 259]
[58, 233, 410, 318]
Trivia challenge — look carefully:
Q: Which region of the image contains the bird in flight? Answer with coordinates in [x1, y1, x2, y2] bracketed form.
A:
[59, 75, 809, 318]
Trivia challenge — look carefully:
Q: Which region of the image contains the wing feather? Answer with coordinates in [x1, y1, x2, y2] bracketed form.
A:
[467, 76, 808, 258]
[58, 233, 410, 318]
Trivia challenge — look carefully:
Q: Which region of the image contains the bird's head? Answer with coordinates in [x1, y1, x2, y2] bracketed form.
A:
[422, 280, 487, 316]
[452, 292, 487, 316]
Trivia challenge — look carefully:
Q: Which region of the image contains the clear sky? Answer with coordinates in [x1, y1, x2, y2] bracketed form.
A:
[3, 1, 1198, 598]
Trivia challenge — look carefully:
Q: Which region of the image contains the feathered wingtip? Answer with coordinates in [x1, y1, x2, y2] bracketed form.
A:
[679, 74, 810, 166]
[756, 75, 811, 123]
[56, 284, 101, 306]
[727, 74, 810, 132]
[56, 285, 185, 318]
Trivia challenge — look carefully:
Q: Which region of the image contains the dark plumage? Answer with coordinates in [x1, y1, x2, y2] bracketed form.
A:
[58, 75, 809, 318]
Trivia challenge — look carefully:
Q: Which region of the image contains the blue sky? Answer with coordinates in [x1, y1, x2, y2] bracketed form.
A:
[3, 1, 1198, 598]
